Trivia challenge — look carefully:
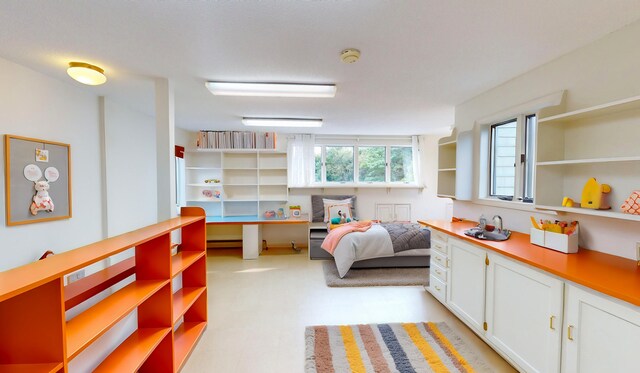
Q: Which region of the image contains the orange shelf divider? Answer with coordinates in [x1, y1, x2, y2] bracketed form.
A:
[66, 279, 168, 360]
[93, 328, 171, 372]
[173, 321, 207, 371]
[171, 251, 205, 278]
[172, 287, 206, 325]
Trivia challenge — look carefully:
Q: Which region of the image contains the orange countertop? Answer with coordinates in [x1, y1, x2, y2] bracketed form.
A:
[419, 219, 640, 307]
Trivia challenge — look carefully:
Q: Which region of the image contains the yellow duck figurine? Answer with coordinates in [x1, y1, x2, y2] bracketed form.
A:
[580, 177, 611, 210]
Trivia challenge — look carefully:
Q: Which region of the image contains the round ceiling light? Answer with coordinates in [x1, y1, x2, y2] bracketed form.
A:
[340, 48, 361, 64]
[67, 62, 107, 85]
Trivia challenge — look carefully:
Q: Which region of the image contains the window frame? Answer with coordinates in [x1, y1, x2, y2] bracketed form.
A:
[486, 113, 536, 204]
[313, 142, 416, 186]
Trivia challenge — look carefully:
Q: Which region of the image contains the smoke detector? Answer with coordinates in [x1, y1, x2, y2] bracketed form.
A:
[340, 48, 361, 64]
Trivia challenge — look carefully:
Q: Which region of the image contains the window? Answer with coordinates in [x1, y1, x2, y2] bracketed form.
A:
[312, 139, 418, 185]
[390, 146, 414, 183]
[358, 146, 386, 182]
[325, 146, 354, 182]
[488, 114, 536, 202]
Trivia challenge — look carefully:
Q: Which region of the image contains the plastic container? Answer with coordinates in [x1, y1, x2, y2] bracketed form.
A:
[530, 227, 579, 254]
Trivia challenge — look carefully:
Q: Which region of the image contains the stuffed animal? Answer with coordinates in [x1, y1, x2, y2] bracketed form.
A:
[30, 180, 54, 215]
[580, 177, 611, 210]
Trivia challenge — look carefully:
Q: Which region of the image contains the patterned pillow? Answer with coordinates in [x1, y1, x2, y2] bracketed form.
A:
[323, 198, 353, 223]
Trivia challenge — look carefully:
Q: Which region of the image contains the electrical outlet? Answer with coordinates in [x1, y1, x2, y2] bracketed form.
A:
[67, 269, 85, 283]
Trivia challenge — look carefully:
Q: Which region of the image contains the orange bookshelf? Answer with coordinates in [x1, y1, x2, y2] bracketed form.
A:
[0, 207, 207, 372]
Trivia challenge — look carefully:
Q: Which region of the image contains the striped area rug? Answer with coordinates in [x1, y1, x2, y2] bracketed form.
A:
[305, 322, 492, 373]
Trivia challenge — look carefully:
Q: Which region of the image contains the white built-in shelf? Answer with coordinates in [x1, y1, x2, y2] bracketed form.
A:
[438, 168, 456, 172]
[537, 156, 640, 166]
[225, 198, 259, 202]
[535, 205, 640, 222]
[224, 168, 258, 170]
[187, 183, 222, 187]
[439, 140, 457, 147]
[259, 199, 288, 202]
[224, 183, 258, 186]
[186, 199, 222, 203]
[258, 167, 288, 170]
[538, 95, 640, 123]
[185, 167, 221, 170]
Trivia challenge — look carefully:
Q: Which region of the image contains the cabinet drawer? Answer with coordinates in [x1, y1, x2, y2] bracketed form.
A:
[429, 275, 446, 303]
[432, 239, 447, 254]
[431, 250, 448, 269]
[431, 262, 447, 283]
[430, 229, 449, 243]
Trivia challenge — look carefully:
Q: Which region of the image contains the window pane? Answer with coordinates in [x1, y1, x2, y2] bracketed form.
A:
[314, 146, 322, 182]
[491, 120, 517, 197]
[390, 147, 414, 182]
[325, 146, 354, 182]
[358, 146, 386, 182]
[523, 115, 537, 201]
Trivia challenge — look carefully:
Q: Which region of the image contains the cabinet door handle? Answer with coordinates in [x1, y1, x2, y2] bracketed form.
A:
[567, 325, 575, 341]
[446, 259, 450, 268]
[435, 286, 441, 291]
[549, 316, 555, 330]
[435, 269, 441, 275]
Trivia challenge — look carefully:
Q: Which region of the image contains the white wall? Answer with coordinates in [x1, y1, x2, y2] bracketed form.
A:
[453, 21, 640, 259]
[0, 57, 104, 271]
[102, 97, 157, 236]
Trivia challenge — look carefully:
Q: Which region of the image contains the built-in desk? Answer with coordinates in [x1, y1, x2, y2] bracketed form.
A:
[207, 214, 309, 259]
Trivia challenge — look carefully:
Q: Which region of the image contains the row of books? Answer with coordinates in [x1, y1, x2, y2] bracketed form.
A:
[196, 131, 277, 149]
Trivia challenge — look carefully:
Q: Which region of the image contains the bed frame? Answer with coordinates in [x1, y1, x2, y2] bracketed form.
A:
[308, 195, 430, 268]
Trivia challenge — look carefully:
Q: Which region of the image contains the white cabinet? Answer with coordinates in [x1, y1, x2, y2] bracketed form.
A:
[437, 129, 473, 200]
[437, 131, 457, 199]
[535, 95, 640, 222]
[486, 253, 564, 373]
[561, 284, 640, 373]
[185, 150, 288, 218]
[428, 229, 449, 304]
[375, 203, 411, 222]
[446, 238, 487, 332]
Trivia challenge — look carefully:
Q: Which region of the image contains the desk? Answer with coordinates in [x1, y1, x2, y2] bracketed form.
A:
[206, 214, 310, 259]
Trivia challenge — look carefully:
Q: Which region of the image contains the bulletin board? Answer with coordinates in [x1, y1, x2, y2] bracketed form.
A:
[4, 135, 72, 226]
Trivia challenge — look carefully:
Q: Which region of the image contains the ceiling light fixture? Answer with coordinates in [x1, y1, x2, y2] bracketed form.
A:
[66, 62, 107, 85]
[205, 82, 336, 98]
[242, 117, 323, 128]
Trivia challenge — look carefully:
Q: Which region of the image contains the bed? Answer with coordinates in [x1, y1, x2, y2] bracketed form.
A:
[309, 195, 431, 277]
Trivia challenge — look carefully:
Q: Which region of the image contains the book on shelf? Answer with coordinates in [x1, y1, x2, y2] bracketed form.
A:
[196, 130, 276, 150]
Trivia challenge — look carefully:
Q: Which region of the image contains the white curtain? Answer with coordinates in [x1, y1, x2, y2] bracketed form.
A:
[411, 135, 421, 184]
[287, 134, 315, 187]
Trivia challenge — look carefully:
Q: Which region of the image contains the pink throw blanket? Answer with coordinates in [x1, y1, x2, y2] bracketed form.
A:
[321, 221, 373, 254]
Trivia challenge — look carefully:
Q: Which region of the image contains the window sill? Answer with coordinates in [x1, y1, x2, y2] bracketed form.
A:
[290, 183, 424, 189]
[473, 198, 558, 215]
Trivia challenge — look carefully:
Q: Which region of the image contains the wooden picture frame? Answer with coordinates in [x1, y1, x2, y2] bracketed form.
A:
[4, 135, 72, 226]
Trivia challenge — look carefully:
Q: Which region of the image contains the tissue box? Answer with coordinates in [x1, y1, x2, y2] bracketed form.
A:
[530, 227, 579, 254]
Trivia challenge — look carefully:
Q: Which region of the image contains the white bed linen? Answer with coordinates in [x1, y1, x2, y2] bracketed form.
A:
[332, 224, 394, 278]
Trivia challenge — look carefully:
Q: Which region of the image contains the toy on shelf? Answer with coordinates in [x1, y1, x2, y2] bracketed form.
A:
[621, 190, 640, 215]
[580, 177, 611, 210]
[562, 197, 576, 207]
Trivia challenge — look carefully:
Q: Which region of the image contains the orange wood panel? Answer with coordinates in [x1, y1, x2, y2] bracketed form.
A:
[140, 331, 174, 373]
[419, 219, 640, 306]
[183, 291, 207, 325]
[0, 362, 63, 372]
[172, 287, 206, 325]
[136, 233, 172, 280]
[64, 257, 135, 310]
[171, 251, 205, 278]
[65, 279, 168, 360]
[93, 328, 170, 373]
[0, 279, 64, 365]
[181, 256, 206, 288]
[173, 321, 207, 372]
[0, 215, 203, 302]
[138, 283, 172, 329]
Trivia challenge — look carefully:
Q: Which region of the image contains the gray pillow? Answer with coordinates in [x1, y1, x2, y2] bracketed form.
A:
[311, 195, 357, 222]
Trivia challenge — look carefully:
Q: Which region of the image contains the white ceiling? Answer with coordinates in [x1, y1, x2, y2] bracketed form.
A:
[1, 1, 639, 136]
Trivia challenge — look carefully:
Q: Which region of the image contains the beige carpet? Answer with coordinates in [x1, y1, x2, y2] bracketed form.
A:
[322, 261, 429, 287]
[305, 322, 493, 372]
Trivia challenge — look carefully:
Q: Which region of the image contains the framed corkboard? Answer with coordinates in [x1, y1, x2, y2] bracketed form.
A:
[4, 135, 72, 226]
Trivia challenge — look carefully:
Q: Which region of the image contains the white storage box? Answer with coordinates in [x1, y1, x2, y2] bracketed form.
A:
[530, 227, 579, 254]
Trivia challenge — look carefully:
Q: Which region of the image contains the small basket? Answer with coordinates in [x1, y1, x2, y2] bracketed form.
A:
[530, 227, 579, 254]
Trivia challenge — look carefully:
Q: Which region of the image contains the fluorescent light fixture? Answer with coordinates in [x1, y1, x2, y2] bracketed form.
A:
[242, 117, 323, 128]
[206, 82, 336, 98]
[67, 62, 107, 85]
